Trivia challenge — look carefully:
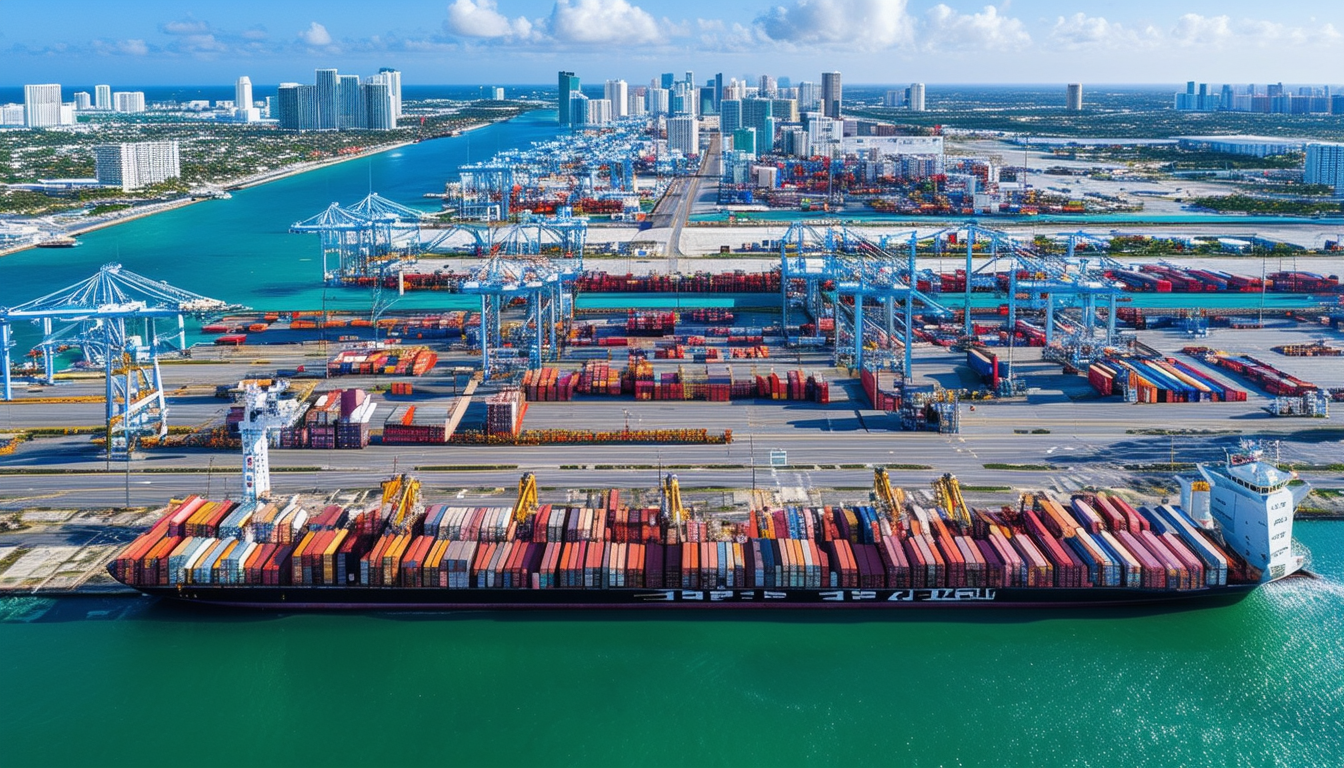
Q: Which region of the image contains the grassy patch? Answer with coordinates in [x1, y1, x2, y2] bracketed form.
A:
[1313, 489, 1344, 499]
[1123, 463, 1197, 471]
[0, 547, 31, 573]
[1126, 428, 1241, 436]
[1281, 463, 1344, 472]
[983, 463, 1057, 471]
[958, 485, 1013, 493]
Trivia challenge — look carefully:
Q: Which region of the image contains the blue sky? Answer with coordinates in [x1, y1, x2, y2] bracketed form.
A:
[5, 0, 1343, 86]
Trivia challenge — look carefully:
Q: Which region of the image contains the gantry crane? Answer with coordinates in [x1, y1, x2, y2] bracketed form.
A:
[238, 380, 303, 503]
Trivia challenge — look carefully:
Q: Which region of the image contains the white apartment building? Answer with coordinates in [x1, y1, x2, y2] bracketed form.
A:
[94, 140, 181, 191]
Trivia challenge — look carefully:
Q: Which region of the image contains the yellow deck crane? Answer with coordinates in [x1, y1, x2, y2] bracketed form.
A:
[662, 473, 686, 526]
[932, 473, 973, 529]
[873, 467, 907, 524]
[512, 471, 539, 523]
[381, 474, 423, 534]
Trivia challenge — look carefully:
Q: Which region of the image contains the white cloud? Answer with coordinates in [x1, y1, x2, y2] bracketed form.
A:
[1049, 13, 1160, 50]
[446, 0, 535, 39]
[547, 0, 663, 45]
[118, 38, 149, 55]
[162, 20, 210, 36]
[1170, 13, 1232, 46]
[924, 4, 1030, 51]
[755, 0, 914, 50]
[299, 21, 333, 47]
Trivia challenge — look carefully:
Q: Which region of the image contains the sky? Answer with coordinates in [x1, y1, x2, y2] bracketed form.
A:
[4, 0, 1343, 87]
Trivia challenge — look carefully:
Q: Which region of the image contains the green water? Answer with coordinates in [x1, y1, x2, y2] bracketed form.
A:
[2, 523, 1342, 768]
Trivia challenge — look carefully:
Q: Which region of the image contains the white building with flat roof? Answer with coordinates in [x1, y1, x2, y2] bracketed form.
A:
[1305, 143, 1344, 195]
[113, 91, 146, 113]
[94, 140, 181, 190]
[1176, 135, 1305, 157]
[24, 84, 63, 127]
[667, 116, 699, 156]
[95, 84, 112, 110]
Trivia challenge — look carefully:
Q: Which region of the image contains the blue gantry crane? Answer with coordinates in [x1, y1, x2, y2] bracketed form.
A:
[0, 263, 233, 456]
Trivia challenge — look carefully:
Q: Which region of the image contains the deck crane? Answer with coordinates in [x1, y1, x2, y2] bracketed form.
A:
[872, 467, 907, 524]
[661, 473, 686, 528]
[511, 472, 539, 523]
[238, 380, 304, 503]
[380, 474, 423, 534]
[932, 473, 973, 530]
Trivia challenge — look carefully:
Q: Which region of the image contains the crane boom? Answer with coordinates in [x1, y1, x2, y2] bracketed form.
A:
[512, 472, 538, 523]
[873, 467, 906, 523]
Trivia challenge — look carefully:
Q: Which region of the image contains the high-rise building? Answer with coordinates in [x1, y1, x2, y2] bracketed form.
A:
[821, 71, 842, 118]
[276, 84, 303, 129]
[73, 92, 92, 110]
[884, 90, 904, 108]
[491, 87, 505, 100]
[338, 75, 365, 129]
[235, 76, 253, 112]
[699, 87, 717, 116]
[797, 81, 818, 111]
[113, 91, 146, 113]
[315, 69, 339, 130]
[741, 98, 774, 148]
[731, 127, 757, 156]
[667, 116, 699, 156]
[909, 83, 926, 112]
[605, 80, 628, 118]
[770, 99, 798, 123]
[660, 73, 675, 90]
[1305, 143, 1344, 195]
[627, 89, 646, 117]
[647, 88, 670, 115]
[94, 140, 180, 190]
[720, 99, 742, 137]
[377, 68, 402, 118]
[23, 84, 63, 127]
[586, 98, 613, 126]
[1066, 83, 1083, 111]
[95, 84, 112, 110]
[568, 92, 589, 126]
[558, 71, 580, 125]
[759, 75, 777, 98]
[362, 81, 395, 130]
[714, 73, 723, 110]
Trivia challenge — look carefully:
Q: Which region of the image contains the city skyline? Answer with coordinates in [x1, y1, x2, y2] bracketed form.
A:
[4, 0, 1344, 85]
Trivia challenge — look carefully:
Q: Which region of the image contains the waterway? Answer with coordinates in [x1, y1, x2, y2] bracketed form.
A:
[1, 524, 1341, 767]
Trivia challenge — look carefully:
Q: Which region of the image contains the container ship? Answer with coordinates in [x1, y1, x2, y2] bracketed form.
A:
[107, 442, 1308, 611]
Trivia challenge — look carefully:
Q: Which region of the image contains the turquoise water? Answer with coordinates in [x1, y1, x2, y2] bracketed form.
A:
[1, 523, 1341, 767]
[2, 111, 562, 315]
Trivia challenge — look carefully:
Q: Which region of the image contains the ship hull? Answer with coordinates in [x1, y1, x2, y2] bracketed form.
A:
[135, 583, 1259, 611]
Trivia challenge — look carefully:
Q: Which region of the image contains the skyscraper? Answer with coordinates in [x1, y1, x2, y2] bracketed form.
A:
[909, 83, 926, 112]
[338, 75, 365, 129]
[741, 98, 774, 146]
[646, 88, 670, 115]
[714, 73, 723, 110]
[605, 80, 628, 118]
[277, 84, 302, 129]
[315, 68, 339, 130]
[1304, 143, 1344, 195]
[235, 76, 253, 112]
[568, 92, 589, 126]
[1066, 83, 1083, 111]
[558, 71, 580, 126]
[667, 116, 699, 156]
[23, 84, 62, 128]
[377, 68, 402, 118]
[95, 84, 112, 110]
[362, 81, 395, 130]
[821, 72, 842, 118]
[720, 100, 742, 137]
[660, 73, 674, 90]
[73, 92, 92, 110]
[94, 140, 181, 190]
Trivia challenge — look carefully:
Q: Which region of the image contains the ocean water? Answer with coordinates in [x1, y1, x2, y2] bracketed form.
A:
[0, 523, 1340, 767]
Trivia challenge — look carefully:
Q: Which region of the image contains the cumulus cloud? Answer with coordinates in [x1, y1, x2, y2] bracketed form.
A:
[241, 26, 268, 41]
[924, 4, 1030, 50]
[162, 19, 210, 35]
[547, 0, 662, 44]
[299, 21, 333, 46]
[755, 0, 914, 50]
[446, 0, 535, 38]
[118, 38, 149, 55]
[1049, 13, 1160, 50]
[1170, 13, 1232, 46]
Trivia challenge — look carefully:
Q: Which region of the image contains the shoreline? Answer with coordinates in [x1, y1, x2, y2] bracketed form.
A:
[0, 119, 505, 259]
